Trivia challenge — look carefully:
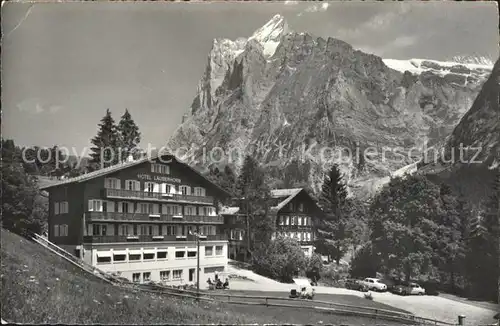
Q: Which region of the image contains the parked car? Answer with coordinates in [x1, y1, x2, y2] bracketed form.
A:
[345, 279, 369, 292]
[393, 282, 426, 295]
[361, 278, 387, 292]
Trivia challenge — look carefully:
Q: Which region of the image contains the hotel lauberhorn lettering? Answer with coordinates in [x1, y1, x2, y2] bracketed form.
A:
[137, 174, 181, 184]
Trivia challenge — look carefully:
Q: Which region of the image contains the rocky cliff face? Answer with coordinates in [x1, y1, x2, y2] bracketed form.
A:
[419, 57, 499, 204]
[168, 14, 492, 198]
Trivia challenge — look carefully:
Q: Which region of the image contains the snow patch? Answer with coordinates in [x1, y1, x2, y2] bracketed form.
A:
[382, 58, 493, 76]
[248, 14, 288, 58]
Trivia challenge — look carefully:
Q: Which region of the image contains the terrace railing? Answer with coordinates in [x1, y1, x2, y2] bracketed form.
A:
[86, 212, 223, 224]
[104, 189, 214, 204]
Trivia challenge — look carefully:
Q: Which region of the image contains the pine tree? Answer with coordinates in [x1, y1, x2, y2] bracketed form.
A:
[90, 109, 119, 168]
[236, 155, 274, 256]
[116, 109, 141, 161]
[315, 164, 348, 264]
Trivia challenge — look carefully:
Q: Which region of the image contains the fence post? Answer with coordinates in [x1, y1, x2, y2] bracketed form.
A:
[375, 309, 378, 325]
[458, 315, 466, 325]
[265, 297, 268, 306]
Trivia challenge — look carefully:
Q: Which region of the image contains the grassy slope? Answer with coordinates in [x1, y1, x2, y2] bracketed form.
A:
[1, 229, 407, 325]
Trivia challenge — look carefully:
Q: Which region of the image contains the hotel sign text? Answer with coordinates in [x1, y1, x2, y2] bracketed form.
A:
[137, 174, 181, 184]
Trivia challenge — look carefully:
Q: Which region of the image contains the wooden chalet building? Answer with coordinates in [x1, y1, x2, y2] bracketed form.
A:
[40, 153, 231, 286]
[220, 188, 321, 262]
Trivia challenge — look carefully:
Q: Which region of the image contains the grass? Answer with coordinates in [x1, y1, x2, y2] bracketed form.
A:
[1, 229, 410, 325]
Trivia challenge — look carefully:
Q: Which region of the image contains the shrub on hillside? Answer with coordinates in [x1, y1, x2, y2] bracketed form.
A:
[251, 237, 307, 283]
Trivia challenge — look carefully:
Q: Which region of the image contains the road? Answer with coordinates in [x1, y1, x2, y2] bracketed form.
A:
[225, 266, 499, 326]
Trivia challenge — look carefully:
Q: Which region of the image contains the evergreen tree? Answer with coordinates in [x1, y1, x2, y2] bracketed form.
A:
[89, 109, 119, 168]
[1, 139, 47, 236]
[236, 155, 274, 256]
[315, 164, 349, 264]
[116, 109, 141, 161]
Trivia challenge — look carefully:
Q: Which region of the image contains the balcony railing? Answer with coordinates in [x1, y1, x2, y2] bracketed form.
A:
[104, 188, 214, 205]
[83, 234, 227, 244]
[86, 212, 224, 224]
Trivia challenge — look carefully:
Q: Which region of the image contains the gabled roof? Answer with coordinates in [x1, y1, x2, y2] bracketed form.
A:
[220, 188, 313, 215]
[39, 153, 232, 197]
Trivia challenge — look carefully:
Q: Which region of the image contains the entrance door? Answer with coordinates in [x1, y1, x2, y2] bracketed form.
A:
[189, 268, 195, 282]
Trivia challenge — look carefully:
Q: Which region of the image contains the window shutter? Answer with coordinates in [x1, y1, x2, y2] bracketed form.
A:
[54, 202, 60, 215]
[128, 203, 134, 213]
[116, 179, 121, 190]
[54, 225, 59, 236]
[117, 202, 123, 213]
[107, 201, 115, 213]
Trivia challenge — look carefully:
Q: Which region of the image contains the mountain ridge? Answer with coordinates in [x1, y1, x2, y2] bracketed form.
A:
[168, 14, 493, 198]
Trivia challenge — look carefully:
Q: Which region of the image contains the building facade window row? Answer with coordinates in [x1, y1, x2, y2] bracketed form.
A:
[105, 178, 206, 197]
[87, 200, 216, 216]
[277, 231, 312, 242]
[86, 223, 217, 237]
[278, 215, 311, 226]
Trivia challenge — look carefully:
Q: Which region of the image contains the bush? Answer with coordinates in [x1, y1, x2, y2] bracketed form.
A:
[305, 253, 323, 284]
[251, 237, 307, 283]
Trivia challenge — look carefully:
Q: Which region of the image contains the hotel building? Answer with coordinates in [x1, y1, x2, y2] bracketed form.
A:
[221, 188, 321, 261]
[40, 154, 231, 285]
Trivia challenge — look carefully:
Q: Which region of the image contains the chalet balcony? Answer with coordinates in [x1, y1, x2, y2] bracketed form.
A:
[86, 212, 224, 224]
[103, 188, 214, 205]
[82, 234, 227, 244]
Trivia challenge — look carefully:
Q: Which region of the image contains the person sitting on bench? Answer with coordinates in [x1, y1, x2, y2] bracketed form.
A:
[207, 278, 213, 285]
[216, 279, 223, 289]
[223, 279, 229, 289]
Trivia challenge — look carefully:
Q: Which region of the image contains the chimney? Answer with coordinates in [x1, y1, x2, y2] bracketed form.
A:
[182, 114, 188, 123]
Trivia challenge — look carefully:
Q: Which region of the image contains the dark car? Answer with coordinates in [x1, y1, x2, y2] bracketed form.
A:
[345, 279, 368, 292]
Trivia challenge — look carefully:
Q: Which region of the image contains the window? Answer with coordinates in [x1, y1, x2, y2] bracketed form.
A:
[132, 273, 141, 283]
[205, 246, 213, 256]
[105, 178, 121, 189]
[97, 253, 111, 264]
[163, 204, 180, 216]
[144, 182, 156, 193]
[151, 164, 170, 174]
[157, 251, 168, 259]
[298, 203, 304, 212]
[119, 202, 134, 213]
[160, 271, 170, 281]
[60, 224, 68, 236]
[54, 225, 59, 237]
[215, 246, 223, 256]
[164, 225, 176, 236]
[172, 270, 182, 280]
[279, 216, 284, 225]
[185, 206, 195, 216]
[113, 254, 126, 262]
[150, 204, 160, 215]
[285, 216, 290, 225]
[129, 253, 141, 261]
[291, 216, 296, 225]
[201, 225, 215, 236]
[175, 251, 185, 259]
[54, 202, 60, 215]
[298, 216, 303, 226]
[180, 185, 190, 195]
[93, 224, 107, 236]
[203, 206, 215, 216]
[143, 272, 151, 282]
[60, 202, 69, 214]
[187, 251, 197, 258]
[125, 180, 140, 191]
[143, 253, 155, 260]
[140, 225, 152, 236]
[119, 224, 131, 236]
[88, 200, 103, 212]
[138, 203, 149, 214]
[194, 187, 206, 196]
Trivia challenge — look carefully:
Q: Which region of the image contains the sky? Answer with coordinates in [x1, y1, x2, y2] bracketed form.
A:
[2, 1, 498, 155]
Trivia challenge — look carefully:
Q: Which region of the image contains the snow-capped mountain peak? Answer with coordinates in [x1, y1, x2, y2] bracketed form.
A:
[248, 14, 289, 58]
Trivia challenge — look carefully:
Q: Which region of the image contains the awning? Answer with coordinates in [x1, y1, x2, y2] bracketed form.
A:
[112, 250, 127, 255]
[128, 250, 142, 255]
[143, 249, 156, 254]
[96, 252, 112, 258]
